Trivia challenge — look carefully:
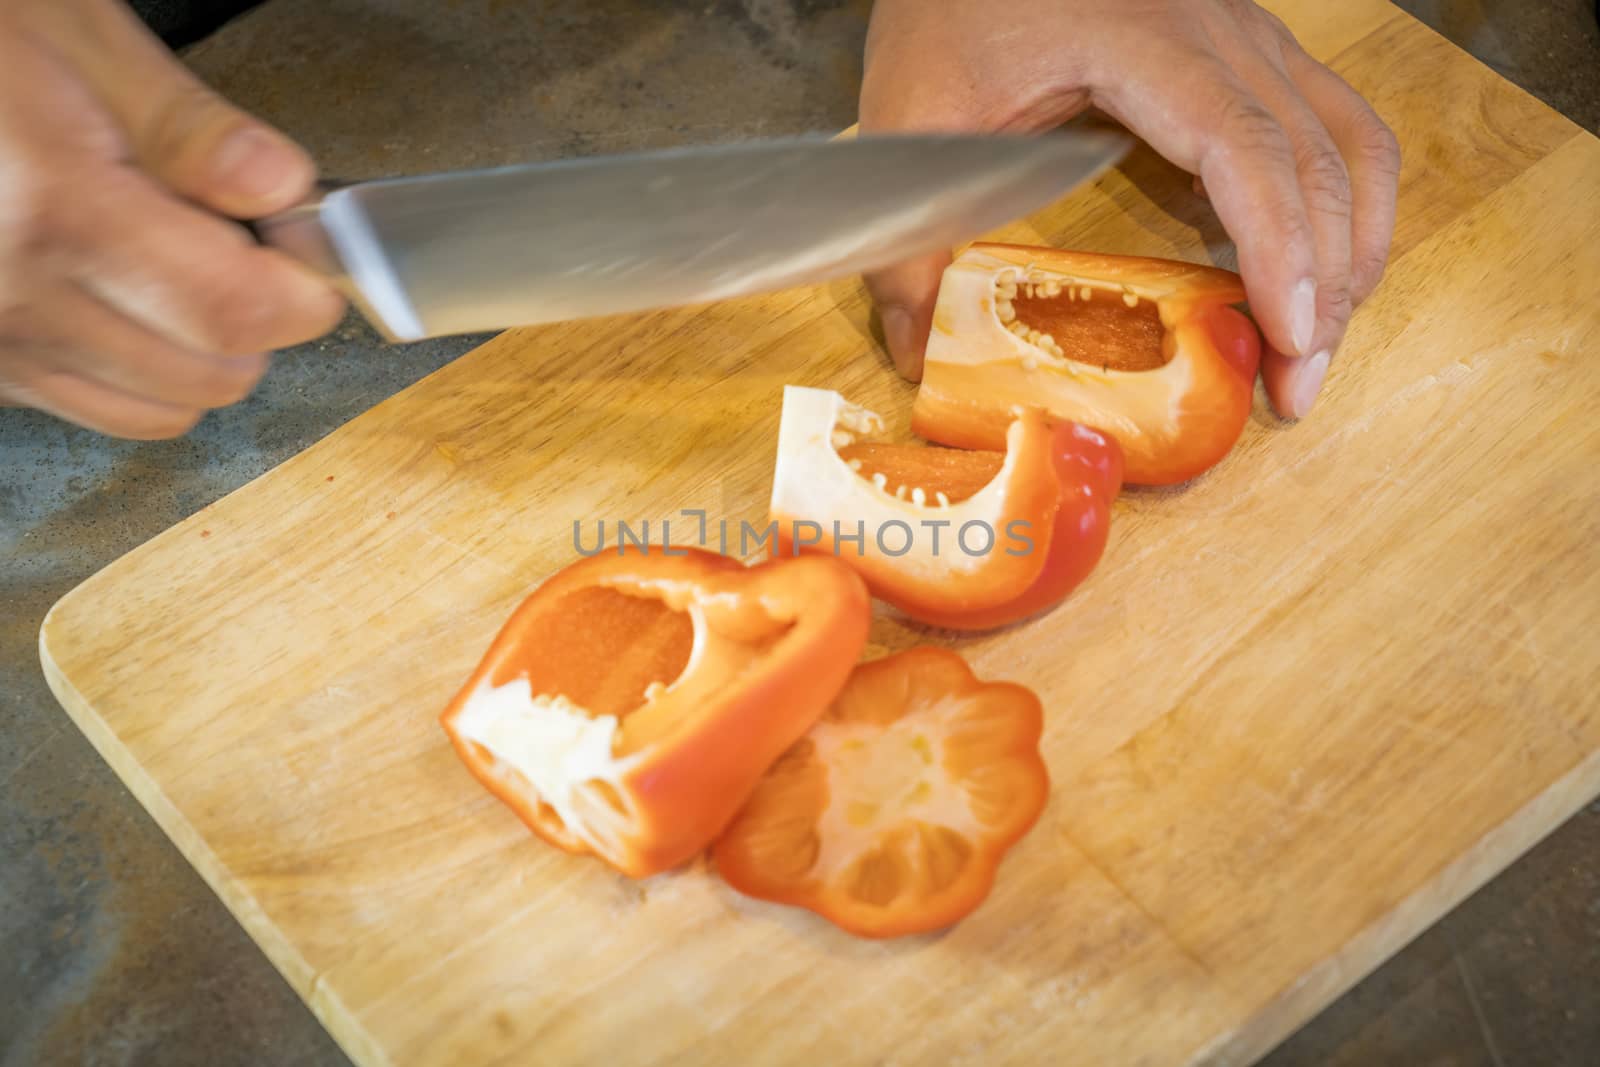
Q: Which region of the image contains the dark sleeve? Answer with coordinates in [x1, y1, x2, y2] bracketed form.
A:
[125, 0, 270, 48]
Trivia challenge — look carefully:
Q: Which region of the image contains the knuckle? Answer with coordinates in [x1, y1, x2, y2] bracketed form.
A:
[1257, 193, 1314, 253]
[139, 83, 233, 170]
[1317, 280, 1355, 336]
[1238, 4, 1295, 58]
[1296, 138, 1353, 211]
[1256, 9, 1295, 40]
[1215, 94, 1290, 161]
[1360, 118, 1403, 176]
[1351, 250, 1392, 299]
[1322, 282, 1354, 320]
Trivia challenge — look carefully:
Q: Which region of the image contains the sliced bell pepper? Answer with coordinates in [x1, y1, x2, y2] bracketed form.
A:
[912, 243, 1262, 486]
[712, 647, 1048, 939]
[769, 385, 1122, 631]
[439, 546, 870, 878]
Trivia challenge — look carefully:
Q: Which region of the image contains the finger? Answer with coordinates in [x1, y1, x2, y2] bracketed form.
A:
[1262, 340, 1329, 421]
[66, 173, 346, 356]
[1230, 43, 1356, 365]
[27, 0, 315, 218]
[6, 283, 269, 408]
[857, 0, 1102, 382]
[0, 356, 202, 439]
[857, 77, 982, 382]
[1285, 49, 1401, 304]
[862, 249, 952, 381]
[1093, 58, 1319, 359]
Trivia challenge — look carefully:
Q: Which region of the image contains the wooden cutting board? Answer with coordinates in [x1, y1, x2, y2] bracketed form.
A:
[40, 4, 1600, 1065]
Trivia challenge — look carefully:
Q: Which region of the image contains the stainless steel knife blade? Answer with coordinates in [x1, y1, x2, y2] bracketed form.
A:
[253, 131, 1130, 342]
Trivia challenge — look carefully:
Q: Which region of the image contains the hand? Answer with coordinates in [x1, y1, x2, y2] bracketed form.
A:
[0, 0, 345, 439]
[860, 0, 1401, 420]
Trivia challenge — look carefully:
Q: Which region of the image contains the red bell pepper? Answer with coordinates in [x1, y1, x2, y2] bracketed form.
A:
[439, 547, 870, 878]
[713, 647, 1049, 939]
[912, 243, 1262, 486]
[768, 385, 1122, 631]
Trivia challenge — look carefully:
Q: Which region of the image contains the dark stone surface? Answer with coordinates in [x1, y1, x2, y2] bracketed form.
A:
[1, 2, 1595, 1065]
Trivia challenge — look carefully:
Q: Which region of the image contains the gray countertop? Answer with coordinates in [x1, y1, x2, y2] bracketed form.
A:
[3, 2, 1597, 1064]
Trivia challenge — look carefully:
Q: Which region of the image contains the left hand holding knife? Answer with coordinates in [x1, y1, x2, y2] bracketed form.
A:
[0, 0, 344, 438]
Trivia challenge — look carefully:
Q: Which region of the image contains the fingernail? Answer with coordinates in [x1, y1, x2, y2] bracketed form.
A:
[881, 305, 922, 380]
[1291, 349, 1331, 418]
[212, 127, 306, 202]
[1290, 278, 1318, 356]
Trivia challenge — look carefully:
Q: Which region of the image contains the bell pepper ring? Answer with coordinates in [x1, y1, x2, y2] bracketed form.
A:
[768, 385, 1123, 631]
[912, 243, 1263, 486]
[712, 647, 1049, 939]
[438, 546, 870, 879]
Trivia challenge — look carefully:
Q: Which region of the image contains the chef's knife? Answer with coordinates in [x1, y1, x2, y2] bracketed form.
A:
[253, 131, 1130, 342]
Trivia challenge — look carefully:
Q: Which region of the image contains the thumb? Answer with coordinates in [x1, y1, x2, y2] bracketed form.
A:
[863, 250, 951, 382]
[858, 74, 973, 382]
[133, 85, 316, 219]
[38, 0, 315, 218]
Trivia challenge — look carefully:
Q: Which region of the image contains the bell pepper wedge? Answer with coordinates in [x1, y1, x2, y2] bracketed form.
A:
[712, 647, 1049, 939]
[768, 385, 1123, 631]
[912, 243, 1262, 486]
[438, 546, 870, 879]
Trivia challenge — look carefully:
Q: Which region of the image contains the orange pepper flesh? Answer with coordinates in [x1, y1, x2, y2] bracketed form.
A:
[834, 442, 1004, 505]
[902, 418, 1122, 632]
[1010, 284, 1170, 372]
[914, 243, 1262, 486]
[491, 585, 694, 725]
[713, 647, 1049, 939]
[440, 547, 870, 878]
[770, 386, 1122, 632]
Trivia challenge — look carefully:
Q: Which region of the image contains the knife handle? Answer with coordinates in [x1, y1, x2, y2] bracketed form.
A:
[245, 179, 415, 344]
[245, 178, 352, 278]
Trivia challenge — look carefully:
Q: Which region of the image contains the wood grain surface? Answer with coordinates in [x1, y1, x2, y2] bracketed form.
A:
[39, 3, 1600, 1065]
